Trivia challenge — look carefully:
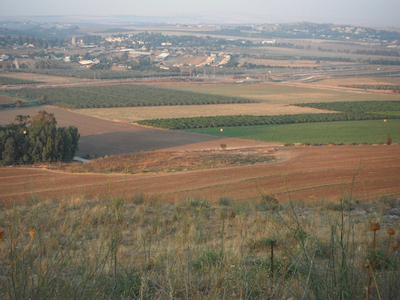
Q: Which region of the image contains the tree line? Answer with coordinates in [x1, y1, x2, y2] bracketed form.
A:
[0, 76, 39, 86]
[137, 112, 400, 130]
[294, 101, 400, 113]
[0, 111, 79, 165]
[339, 85, 400, 92]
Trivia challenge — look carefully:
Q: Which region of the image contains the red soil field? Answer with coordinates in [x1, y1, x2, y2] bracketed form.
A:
[1, 145, 399, 206]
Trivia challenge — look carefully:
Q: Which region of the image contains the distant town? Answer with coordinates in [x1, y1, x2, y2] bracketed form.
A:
[1, 20, 400, 80]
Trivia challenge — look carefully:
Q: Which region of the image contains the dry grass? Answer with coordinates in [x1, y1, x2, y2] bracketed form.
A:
[151, 81, 400, 104]
[313, 76, 400, 86]
[0, 193, 398, 299]
[238, 58, 324, 67]
[67, 148, 278, 173]
[74, 103, 333, 122]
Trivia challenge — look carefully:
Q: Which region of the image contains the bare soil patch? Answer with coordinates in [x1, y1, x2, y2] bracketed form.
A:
[0, 94, 17, 104]
[1, 145, 399, 205]
[0, 106, 149, 136]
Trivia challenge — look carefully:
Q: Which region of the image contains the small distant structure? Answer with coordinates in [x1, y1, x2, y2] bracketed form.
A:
[262, 39, 276, 44]
[157, 53, 170, 61]
[79, 59, 99, 68]
[0, 54, 10, 61]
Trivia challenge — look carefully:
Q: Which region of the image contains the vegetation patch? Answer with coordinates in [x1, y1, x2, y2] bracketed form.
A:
[68, 148, 277, 174]
[0, 76, 40, 86]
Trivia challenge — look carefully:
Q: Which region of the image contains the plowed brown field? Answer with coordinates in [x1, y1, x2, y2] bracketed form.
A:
[1, 145, 399, 206]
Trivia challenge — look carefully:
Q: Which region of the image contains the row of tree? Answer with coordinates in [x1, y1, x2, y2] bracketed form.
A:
[7, 85, 255, 108]
[294, 101, 400, 113]
[0, 111, 79, 165]
[339, 85, 400, 91]
[137, 112, 400, 130]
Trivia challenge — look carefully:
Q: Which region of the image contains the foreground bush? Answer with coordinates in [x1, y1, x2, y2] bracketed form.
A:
[0, 194, 398, 299]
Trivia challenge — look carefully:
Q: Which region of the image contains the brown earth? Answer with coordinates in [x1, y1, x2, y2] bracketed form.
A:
[1, 145, 399, 206]
[0, 94, 16, 104]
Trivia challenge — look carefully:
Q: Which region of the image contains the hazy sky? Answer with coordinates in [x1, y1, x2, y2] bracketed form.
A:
[1, 0, 399, 27]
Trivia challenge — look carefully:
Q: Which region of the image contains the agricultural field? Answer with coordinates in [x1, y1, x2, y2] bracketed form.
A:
[150, 81, 400, 104]
[1, 23, 400, 300]
[74, 103, 332, 122]
[312, 76, 400, 87]
[0, 145, 399, 204]
[0, 106, 268, 157]
[4, 84, 255, 108]
[185, 119, 400, 145]
[237, 57, 333, 67]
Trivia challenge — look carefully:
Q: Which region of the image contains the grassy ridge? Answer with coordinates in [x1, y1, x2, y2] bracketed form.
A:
[184, 119, 400, 144]
[5, 84, 256, 108]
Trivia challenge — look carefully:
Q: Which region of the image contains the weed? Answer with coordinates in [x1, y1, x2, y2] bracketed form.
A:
[218, 196, 232, 207]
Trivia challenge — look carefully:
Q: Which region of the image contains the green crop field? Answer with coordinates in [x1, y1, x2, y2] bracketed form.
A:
[184, 119, 400, 144]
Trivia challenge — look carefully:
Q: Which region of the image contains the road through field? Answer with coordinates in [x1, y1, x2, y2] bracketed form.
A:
[1, 145, 399, 205]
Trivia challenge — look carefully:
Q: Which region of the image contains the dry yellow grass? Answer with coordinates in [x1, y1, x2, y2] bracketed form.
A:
[0, 192, 398, 299]
[313, 76, 400, 86]
[151, 80, 400, 104]
[74, 102, 332, 122]
[238, 58, 328, 67]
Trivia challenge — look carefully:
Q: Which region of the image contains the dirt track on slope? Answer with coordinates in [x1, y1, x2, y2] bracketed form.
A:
[1, 145, 399, 206]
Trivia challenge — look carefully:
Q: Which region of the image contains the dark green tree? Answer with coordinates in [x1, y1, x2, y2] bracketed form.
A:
[2, 138, 16, 164]
[0, 111, 79, 165]
[28, 111, 57, 162]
